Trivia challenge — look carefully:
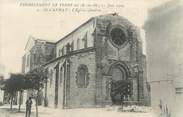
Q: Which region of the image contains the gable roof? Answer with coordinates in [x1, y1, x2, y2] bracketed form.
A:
[55, 17, 95, 44]
[24, 36, 35, 50]
[55, 13, 134, 45]
[24, 36, 56, 50]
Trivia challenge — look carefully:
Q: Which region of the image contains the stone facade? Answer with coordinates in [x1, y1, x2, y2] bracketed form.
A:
[68, 52, 96, 108]
[23, 14, 149, 108]
[93, 15, 147, 106]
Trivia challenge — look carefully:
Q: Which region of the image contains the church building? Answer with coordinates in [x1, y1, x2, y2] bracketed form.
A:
[23, 14, 150, 108]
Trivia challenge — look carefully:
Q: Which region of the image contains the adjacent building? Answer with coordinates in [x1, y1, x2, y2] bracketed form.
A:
[22, 36, 56, 104]
[22, 36, 56, 74]
[22, 14, 149, 109]
[144, 0, 183, 117]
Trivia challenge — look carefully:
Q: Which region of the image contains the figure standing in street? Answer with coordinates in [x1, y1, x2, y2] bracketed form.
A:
[25, 97, 32, 117]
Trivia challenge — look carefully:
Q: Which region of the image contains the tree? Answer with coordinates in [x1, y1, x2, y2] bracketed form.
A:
[1, 73, 25, 110]
[25, 66, 47, 117]
[0, 67, 47, 116]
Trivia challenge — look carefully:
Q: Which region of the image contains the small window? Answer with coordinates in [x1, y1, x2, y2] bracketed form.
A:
[61, 47, 64, 56]
[76, 64, 89, 88]
[58, 49, 62, 56]
[71, 41, 74, 51]
[66, 43, 70, 54]
[32, 54, 36, 65]
[77, 39, 80, 50]
[83, 32, 88, 48]
[34, 54, 38, 65]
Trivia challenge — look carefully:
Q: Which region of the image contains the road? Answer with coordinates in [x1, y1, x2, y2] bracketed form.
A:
[0, 105, 155, 117]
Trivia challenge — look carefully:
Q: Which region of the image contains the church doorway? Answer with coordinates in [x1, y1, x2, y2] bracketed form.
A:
[107, 63, 131, 105]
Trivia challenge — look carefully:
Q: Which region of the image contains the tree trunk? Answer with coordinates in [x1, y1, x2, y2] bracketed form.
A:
[121, 94, 123, 110]
[10, 95, 13, 110]
[44, 78, 48, 107]
[36, 95, 39, 117]
[18, 91, 23, 111]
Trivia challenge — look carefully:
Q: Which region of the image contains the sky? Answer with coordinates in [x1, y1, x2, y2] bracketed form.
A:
[0, 0, 170, 78]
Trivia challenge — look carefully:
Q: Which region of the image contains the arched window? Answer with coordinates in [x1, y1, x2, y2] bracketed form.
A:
[83, 32, 88, 48]
[76, 64, 89, 88]
[77, 38, 80, 50]
[66, 43, 70, 54]
[61, 46, 64, 56]
[71, 41, 74, 51]
[58, 49, 62, 56]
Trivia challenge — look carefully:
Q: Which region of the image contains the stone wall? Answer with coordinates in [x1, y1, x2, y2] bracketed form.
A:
[67, 51, 96, 108]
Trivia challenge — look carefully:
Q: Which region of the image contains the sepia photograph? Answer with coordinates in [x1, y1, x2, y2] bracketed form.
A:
[0, 0, 183, 117]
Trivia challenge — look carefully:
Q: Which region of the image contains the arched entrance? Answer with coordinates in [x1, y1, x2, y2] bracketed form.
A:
[107, 62, 131, 105]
